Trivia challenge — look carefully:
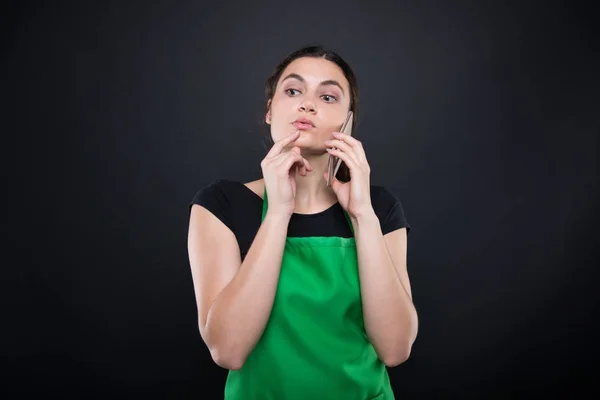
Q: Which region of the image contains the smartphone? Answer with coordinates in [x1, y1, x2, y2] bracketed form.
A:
[327, 111, 354, 187]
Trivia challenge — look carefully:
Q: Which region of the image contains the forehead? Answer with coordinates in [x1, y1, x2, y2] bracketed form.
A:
[278, 57, 349, 90]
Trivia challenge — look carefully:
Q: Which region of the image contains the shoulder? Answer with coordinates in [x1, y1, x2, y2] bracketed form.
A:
[369, 184, 412, 235]
[242, 178, 265, 200]
[370, 184, 402, 212]
[188, 177, 263, 216]
[190, 179, 238, 206]
[189, 178, 261, 234]
[192, 178, 263, 199]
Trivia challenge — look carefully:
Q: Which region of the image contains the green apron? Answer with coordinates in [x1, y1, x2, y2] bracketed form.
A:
[224, 187, 394, 399]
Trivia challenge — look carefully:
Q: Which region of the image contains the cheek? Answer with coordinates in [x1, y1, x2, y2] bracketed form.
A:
[269, 98, 287, 120]
[324, 111, 350, 132]
[273, 95, 295, 111]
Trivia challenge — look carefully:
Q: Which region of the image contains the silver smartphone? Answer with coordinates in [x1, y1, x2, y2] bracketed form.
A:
[327, 111, 354, 187]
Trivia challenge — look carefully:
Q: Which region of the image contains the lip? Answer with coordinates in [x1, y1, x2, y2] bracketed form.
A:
[293, 117, 315, 126]
[292, 117, 315, 130]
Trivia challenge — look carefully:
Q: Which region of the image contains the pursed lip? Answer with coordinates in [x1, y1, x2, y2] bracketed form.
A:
[292, 117, 315, 127]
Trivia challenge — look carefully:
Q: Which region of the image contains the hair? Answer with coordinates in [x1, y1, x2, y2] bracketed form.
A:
[262, 44, 359, 183]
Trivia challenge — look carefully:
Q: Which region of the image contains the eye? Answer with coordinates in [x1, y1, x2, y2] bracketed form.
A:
[285, 88, 301, 96]
[321, 94, 338, 103]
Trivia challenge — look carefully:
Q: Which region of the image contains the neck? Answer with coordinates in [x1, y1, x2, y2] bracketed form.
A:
[291, 153, 338, 214]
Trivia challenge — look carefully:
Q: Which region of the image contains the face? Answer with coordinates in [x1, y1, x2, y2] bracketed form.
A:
[266, 57, 351, 154]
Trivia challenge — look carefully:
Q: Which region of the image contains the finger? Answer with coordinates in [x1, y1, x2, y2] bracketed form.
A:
[331, 175, 344, 192]
[331, 131, 360, 145]
[302, 157, 314, 171]
[332, 132, 366, 161]
[326, 147, 358, 170]
[323, 171, 344, 193]
[266, 131, 301, 158]
[275, 147, 301, 168]
[294, 157, 312, 176]
[276, 146, 313, 172]
[275, 150, 300, 168]
[276, 151, 305, 173]
[324, 139, 360, 165]
[291, 159, 306, 177]
[298, 162, 307, 176]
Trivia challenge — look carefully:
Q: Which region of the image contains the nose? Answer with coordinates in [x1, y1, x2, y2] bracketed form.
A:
[298, 100, 316, 113]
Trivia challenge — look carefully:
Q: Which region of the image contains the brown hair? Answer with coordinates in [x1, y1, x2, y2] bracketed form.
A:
[262, 44, 359, 182]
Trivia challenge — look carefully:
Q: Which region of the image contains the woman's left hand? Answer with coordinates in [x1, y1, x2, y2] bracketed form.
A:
[324, 132, 374, 219]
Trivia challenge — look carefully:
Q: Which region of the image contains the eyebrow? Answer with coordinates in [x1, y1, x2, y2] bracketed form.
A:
[281, 73, 345, 96]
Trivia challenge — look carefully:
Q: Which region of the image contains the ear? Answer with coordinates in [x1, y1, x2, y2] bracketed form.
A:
[265, 99, 272, 125]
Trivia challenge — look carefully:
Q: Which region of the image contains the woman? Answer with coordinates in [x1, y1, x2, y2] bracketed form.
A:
[187, 45, 418, 399]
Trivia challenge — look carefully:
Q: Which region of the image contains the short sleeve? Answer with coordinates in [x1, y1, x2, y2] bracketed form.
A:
[188, 180, 235, 233]
[374, 186, 411, 236]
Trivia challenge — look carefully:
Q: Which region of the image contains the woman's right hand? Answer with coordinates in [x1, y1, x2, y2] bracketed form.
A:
[260, 131, 314, 217]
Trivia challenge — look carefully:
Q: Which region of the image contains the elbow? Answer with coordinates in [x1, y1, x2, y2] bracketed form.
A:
[209, 345, 245, 371]
[382, 350, 410, 368]
[200, 322, 246, 371]
[382, 343, 414, 368]
[384, 319, 419, 367]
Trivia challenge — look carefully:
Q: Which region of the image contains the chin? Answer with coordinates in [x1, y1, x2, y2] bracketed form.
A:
[296, 128, 325, 138]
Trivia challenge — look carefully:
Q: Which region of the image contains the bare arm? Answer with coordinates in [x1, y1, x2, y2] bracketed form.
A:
[351, 210, 418, 367]
[323, 131, 418, 367]
[187, 205, 291, 370]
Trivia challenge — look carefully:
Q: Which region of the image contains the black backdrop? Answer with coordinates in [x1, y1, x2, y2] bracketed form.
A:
[3, 0, 599, 398]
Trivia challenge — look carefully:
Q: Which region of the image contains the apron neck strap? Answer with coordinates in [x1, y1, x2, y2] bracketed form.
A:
[261, 186, 354, 235]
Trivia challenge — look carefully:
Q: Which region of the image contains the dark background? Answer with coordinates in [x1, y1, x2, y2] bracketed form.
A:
[3, 0, 598, 398]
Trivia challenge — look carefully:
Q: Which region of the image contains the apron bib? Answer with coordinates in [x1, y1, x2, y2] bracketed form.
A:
[224, 188, 394, 399]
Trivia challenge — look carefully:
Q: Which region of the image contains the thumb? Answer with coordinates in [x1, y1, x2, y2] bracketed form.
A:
[323, 172, 342, 194]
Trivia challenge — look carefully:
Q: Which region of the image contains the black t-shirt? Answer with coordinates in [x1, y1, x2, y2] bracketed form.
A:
[189, 179, 411, 261]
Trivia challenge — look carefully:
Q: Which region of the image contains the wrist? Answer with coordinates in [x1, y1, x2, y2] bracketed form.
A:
[263, 210, 293, 224]
[349, 206, 377, 225]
